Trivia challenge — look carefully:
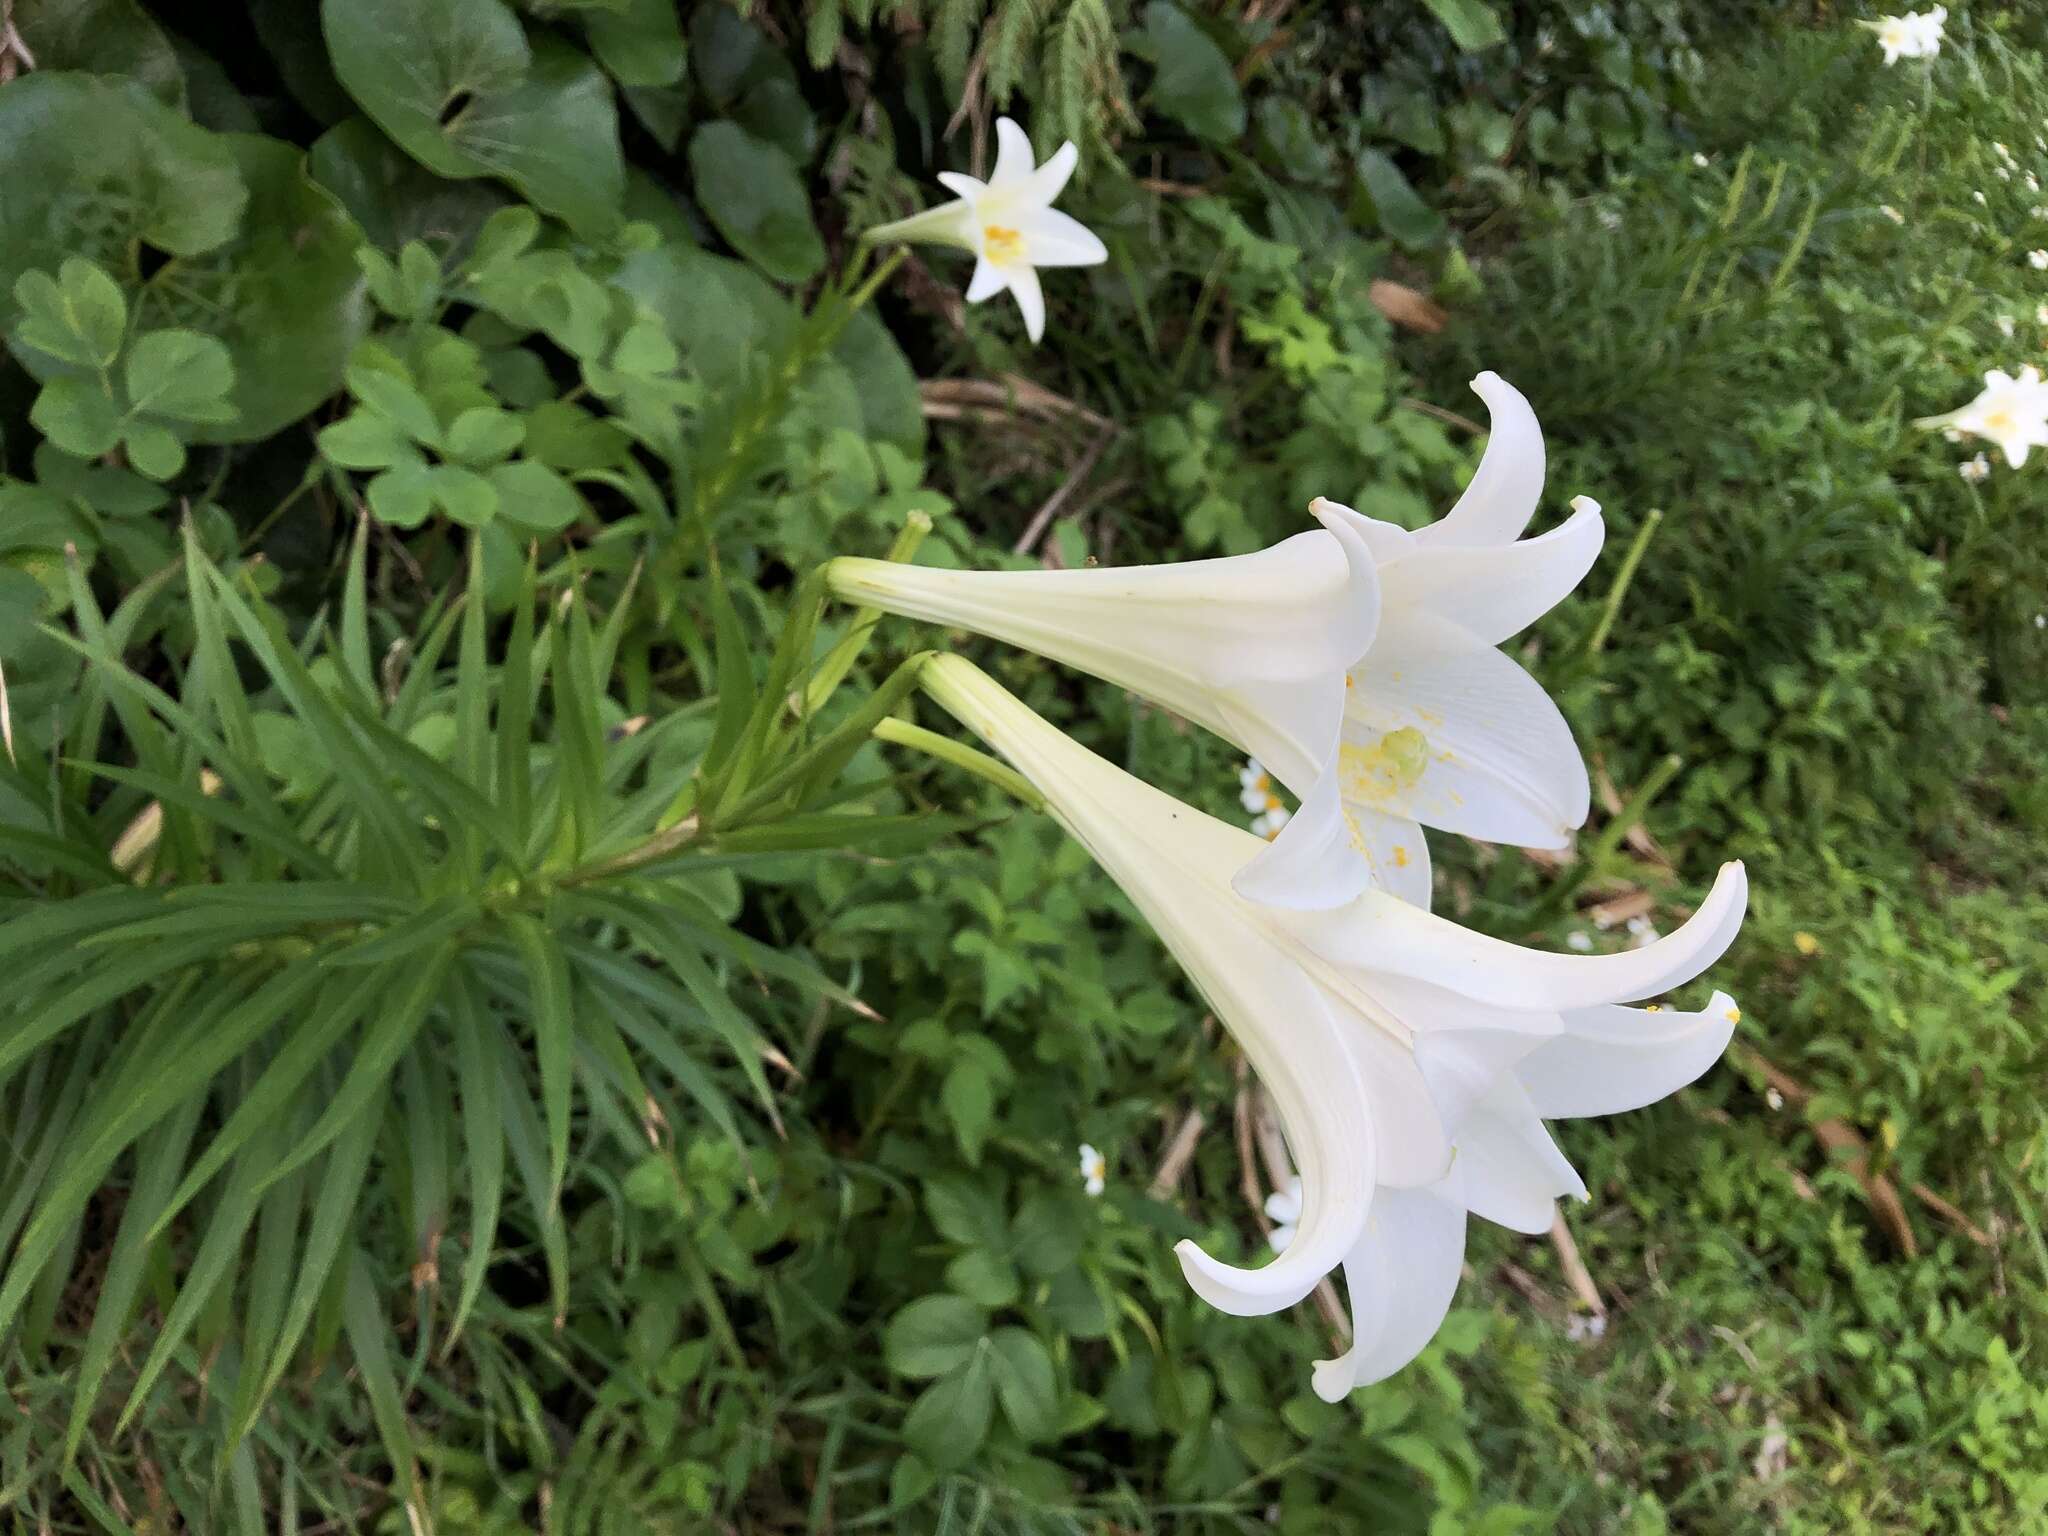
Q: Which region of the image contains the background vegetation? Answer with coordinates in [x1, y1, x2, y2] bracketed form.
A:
[0, 0, 2044, 1531]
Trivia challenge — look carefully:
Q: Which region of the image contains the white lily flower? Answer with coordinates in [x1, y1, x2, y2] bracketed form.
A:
[1880, 204, 1905, 223]
[1078, 1143, 1107, 1197]
[1867, 7, 1944, 63]
[862, 117, 1107, 343]
[2032, 250, 2048, 270]
[918, 656, 1748, 1399]
[1916, 367, 2048, 467]
[831, 373, 1603, 910]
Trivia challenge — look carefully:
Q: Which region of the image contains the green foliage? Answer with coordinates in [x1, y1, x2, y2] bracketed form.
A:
[0, 1, 2043, 1532]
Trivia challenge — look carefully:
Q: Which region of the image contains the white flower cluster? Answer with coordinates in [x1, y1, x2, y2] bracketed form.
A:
[844, 354, 1749, 1401]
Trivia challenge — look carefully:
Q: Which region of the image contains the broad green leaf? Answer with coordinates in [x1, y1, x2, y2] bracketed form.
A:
[16, 0, 187, 108]
[13, 260, 127, 369]
[1421, 0, 1507, 50]
[0, 73, 244, 295]
[138, 135, 368, 443]
[29, 379, 122, 458]
[1140, 3, 1244, 144]
[309, 115, 509, 255]
[586, 0, 687, 87]
[902, 1354, 994, 1468]
[126, 330, 237, 424]
[688, 122, 825, 284]
[941, 1058, 996, 1165]
[323, 0, 625, 236]
[988, 1328, 1059, 1441]
[1355, 149, 1445, 249]
[884, 1295, 989, 1379]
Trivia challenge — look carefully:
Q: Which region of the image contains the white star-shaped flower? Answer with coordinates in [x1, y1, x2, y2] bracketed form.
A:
[862, 117, 1107, 343]
[1078, 1142, 1107, 1197]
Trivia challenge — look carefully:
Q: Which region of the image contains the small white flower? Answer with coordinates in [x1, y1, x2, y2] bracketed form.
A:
[1917, 366, 2048, 466]
[1974, 191, 1988, 205]
[2030, 174, 2041, 193]
[1942, 426, 1965, 442]
[1998, 167, 2014, 182]
[1626, 914, 1661, 949]
[1078, 1142, 1107, 1197]
[2036, 304, 2048, 325]
[1959, 453, 1992, 482]
[1995, 142, 2015, 163]
[1251, 805, 1293, 841]
[1567, 930, 1595, 952]
[1880, 204, 1905, 224]
[2034, 206, 2048, 219]
[1598, 208, 1623, 232]
[1566, 1312, 1608, 1342]
[1692, 152, 1710, 169]
[2035, 614, 2046, 629]
[2029, 249, 2048, 270]
[863, 117, 1107, 343]
[1999, 313, 2018, 339]
[1266, 1177, 1303, 1253]
[1867, 6, 1944, 64]
[1765, 1087, 1786, 1111]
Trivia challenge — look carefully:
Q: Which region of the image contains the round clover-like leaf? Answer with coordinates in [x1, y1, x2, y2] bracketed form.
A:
[15, 0, 187, 109]
[882, 1295, 988, 1380]
[901, 1354, 994, 1470]
[322, 0, 625, 237]
[488, 458, 584, 533]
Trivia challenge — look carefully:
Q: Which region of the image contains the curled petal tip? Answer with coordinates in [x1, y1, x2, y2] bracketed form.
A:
[1569, 494, 1602, 516]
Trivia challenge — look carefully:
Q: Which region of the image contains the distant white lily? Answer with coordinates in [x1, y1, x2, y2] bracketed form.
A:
[862, 117, 1107, 343]
[1916, 367, 2048, 466]
[1866, 7, 1944, 63]
[919, 657, 1748, 1400]
[831, 374, 1602, 911]
[1078, 1143, 1107, 1197]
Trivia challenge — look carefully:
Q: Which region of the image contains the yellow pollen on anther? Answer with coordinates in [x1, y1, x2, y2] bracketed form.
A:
[1726, 1007, 1742, 1024]
[983, 224, 1026, 265]
[1645, 1004, 1662, 1013]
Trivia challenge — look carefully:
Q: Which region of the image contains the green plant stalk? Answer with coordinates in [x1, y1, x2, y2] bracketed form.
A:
[1527, 752, 1685, 924]
[801, 511, 935, 720]
[870, 717, 1044, 811]
[1586, 508, 1665, 656]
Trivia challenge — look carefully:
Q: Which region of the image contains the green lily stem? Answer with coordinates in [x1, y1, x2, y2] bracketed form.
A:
[843, 246, 908, 312]
[801, 511, 934, 720]
[1531, 751, 1685, 923]
[1586, 508, 1665, 657]
[870, 716, 1045, 811]
[555, 816, 701, 888]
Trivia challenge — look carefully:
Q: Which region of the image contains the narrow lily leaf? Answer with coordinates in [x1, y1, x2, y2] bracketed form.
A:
[343, 1252, 425, 1520]
[498, 1046, 569, 1326]
[257, 944, 454, 1193]
[445, 966, 505, 1351]
[384, 587, 466, 729]
[507, 915, 575, 1199]
[340, 514, 376, 704]
[60, 1096, 204, 1462]
[183, 524, 262, 770]
[552, 583, 606, 862]
[699, 556, 757, 798]
[243, 1094, 386, 1428]
[400, 1045, 452, 1270]
[497, 548, 539, 852]
[456, 538, 491, 867]
[599, 989, 742, 1148]
[234, 1151, 309, 1436]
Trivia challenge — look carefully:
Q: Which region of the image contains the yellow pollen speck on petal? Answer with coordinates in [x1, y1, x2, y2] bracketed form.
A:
[1340, 727, 1429, 806]
[1393, 845, 1409, 868]
[1793, 931, 1821, 956]
[983, 224, 1026, 265]
[1645, 1004, 1662, 1013]
[1726, 1006, 1742, 1024]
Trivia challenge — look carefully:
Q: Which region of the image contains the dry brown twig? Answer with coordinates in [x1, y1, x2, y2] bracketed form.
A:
[1549, 1209, 1606, 1316]
[1738, 1047, 1918, 1255]
[1013, 427, 1115, 556]
[1149, 1108, 1208, 1200]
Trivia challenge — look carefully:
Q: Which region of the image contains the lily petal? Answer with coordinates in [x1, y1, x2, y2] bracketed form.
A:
[1233, 753, 1374, 911]
[1312, 1182, 1467, 1400]
[1008, 263, 1046, 342]
[1517, 990, 1742, 1119]
[1344, 613, 1591, 848]
[964, 258, 1008, 304]
[1415, 372, 1546, 549]
[1341, 862, 1748, 1011]
[936, 171, 988, 201]
[864, 197, 980, 254]
[1381, 497, 1606, 647]
[1456, 1082, 1587, 1233]
[990, 116, 1037, 186]
[1022, 138, 1081, 206]
[1018, 205, 1108, 266]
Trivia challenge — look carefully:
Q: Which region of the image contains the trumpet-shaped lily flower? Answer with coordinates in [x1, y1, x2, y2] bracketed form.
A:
[1866, 7, 1945, 63]
[862, 117, 1107, 343]
[1915, 367, 2048, 467]
[829, 373, 1603, 910]
[917, 656, 1747, 1400]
